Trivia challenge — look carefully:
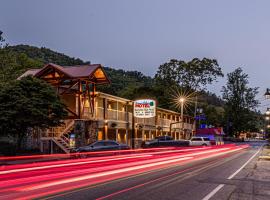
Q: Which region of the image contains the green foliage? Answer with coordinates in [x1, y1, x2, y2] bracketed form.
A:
[6, 45, 89, 66]
[0, 44, 90, 85]
[201, 105, 225, 127]
[97, 67, 153, 98]
[154, 58, 224, 90]
[0, 30, 5, 48]
[0, 48, 43, 85]
[0, 76, 67, 149]
[152, 58, 225, 125]
[222, 67, 260, 136]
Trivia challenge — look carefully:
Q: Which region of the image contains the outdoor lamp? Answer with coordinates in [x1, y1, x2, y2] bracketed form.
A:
[264, 88, 270, 99]
[179, 98, 185, 103]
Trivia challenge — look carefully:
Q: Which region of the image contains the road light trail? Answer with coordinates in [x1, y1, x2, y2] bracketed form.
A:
[0, 147, 229, 189]
[0, 146, 214, 175]
[0, 145, 249, 200]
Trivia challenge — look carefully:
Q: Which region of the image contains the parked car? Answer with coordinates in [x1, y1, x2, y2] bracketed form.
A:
[142, 136, 189, 148]
[189, 137, 211, 146]
[74, 140, 130, 152]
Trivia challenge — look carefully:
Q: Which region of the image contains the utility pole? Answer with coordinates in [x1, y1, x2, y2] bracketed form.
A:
[194, 96, 198, 135]
[131, 101, 135, 149]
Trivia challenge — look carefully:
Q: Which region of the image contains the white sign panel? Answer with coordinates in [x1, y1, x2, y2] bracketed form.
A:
[134, 99, 156, 118]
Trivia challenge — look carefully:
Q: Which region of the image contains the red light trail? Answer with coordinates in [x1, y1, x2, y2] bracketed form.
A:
[0, 144, 248, 200]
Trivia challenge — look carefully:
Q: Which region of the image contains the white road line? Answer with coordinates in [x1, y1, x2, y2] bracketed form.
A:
[202, 146, 262, 200]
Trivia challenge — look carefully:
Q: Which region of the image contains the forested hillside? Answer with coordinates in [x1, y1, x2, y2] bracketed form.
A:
[6, 45, 89, 66]
[1, 44, 154, 97]
[0, 43, 225, 126]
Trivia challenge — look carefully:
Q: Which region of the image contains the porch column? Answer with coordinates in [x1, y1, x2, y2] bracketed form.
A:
[116, 128, 118, 142]
[77, 80, 82, 119]
[104, 124, 108, 140]
[125, 129, 128, 145]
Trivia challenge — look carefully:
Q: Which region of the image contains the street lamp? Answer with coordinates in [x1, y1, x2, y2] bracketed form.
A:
[179, 97, 185, 137]
[265, 88, 270, 99]
[179, 98, 185, 120]
[266, 116, 270, 121]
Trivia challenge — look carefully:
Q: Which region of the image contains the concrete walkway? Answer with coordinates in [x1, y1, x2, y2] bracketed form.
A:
[228, 144, 270, 200]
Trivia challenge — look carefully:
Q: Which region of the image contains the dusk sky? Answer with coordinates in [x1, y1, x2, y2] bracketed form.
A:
[1, 0, 270, 109]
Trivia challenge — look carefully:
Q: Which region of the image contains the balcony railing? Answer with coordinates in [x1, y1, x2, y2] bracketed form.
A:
[171, 122, 194, 130]
[83, 107, 195, 130]
[107, 109, 118, 120]
[157, 118, 172, 127]
[95, 107, 104, 120]
[107, 109, 130, 121]
[135, 117, 155, 125]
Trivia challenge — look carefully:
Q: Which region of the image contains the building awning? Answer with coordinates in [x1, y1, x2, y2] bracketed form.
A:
[196, 128, 225, 135]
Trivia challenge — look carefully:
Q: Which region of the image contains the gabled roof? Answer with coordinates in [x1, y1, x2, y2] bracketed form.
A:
[19, 63, 110, 85]
[18, 69, 40, 79]
[61, 65, 101, 78]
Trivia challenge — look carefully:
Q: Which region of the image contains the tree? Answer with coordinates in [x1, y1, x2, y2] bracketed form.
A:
[0, 76, 67, 149]
[222, 67, 260, 136]
[202, 105, 225, 127]
[0, 31, 43, 85]
[154, 58, 224, 90]
[0, 30, 5, 48]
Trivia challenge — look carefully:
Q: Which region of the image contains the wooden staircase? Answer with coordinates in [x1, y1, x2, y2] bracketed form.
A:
[41, 120, 75, 154]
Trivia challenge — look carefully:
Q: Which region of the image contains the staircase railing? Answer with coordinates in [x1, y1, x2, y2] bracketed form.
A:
[52, 137, 70, 154]
[42, 120, 75, 154]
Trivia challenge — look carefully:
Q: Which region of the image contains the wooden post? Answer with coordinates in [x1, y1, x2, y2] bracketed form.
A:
[131, 101, 135, 149]
[103, 98, 108, 140]
[92, 83, 96, 117]
[78, 80, 82, 119]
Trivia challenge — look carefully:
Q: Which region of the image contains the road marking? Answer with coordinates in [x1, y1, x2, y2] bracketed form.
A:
[202, 146, 262, 200]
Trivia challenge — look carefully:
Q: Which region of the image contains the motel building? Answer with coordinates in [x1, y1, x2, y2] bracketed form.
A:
[20, 63, 195, 153]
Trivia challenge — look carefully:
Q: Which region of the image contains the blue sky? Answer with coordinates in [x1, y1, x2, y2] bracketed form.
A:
[1, 0, 270, 109]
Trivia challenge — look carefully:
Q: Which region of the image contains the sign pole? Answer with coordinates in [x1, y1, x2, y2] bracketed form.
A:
[131, 101, 135, 149]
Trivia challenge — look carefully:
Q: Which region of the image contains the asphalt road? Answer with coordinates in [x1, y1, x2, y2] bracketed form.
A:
[36, 141, 265, 200]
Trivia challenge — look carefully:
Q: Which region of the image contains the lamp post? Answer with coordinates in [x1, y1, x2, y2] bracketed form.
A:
[266, 108, 270, 115]
[179, 98, 185, 138]
[265, 107, 270, 139]
[264, 88, 270, 99]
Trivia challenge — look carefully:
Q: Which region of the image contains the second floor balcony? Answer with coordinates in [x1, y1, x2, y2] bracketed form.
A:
[82, 107, 194, 130]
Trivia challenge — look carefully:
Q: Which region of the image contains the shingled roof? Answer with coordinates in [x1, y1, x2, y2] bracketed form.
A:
[19, 63, 110, 84]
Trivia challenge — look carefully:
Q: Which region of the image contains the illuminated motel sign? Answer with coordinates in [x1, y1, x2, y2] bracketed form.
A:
[134, 99, 156, 118]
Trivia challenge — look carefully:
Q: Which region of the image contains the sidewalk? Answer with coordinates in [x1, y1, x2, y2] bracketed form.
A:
[229, 144, 270, 200]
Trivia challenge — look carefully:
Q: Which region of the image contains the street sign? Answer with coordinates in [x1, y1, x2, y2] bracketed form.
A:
[195, 114, 206, 120]
[134, 99, 156, 118]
